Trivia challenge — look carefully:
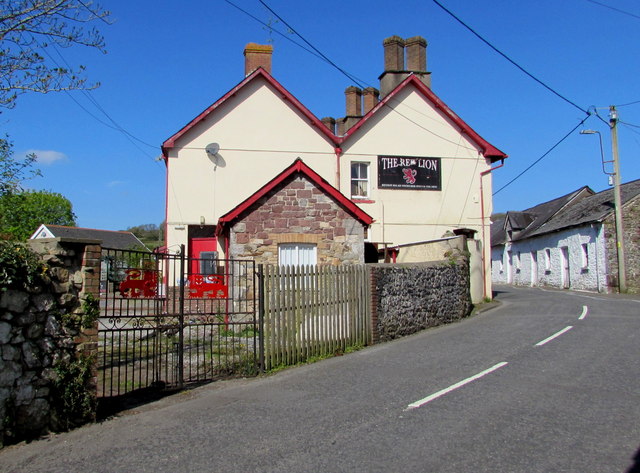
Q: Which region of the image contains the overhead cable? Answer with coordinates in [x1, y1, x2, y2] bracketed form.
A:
[585, 0, 640, 20]
[493, 117, 590, 195]
[257, 0, 366, 88]
[615, 99, 640, 108]
[226, 1, 480, 152]
[431, 0, 595, 120]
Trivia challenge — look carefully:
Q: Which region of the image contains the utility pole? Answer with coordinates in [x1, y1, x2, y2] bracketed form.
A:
[609, 106, 627, 293]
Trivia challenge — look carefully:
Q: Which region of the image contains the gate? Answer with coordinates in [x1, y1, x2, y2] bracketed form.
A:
[98, 246, 261, 398]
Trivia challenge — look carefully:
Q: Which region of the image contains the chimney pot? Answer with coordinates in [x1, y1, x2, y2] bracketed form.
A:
[405, 36, 427, 72]
[244, 43, 273, 76]
[383, 36, 405, 71]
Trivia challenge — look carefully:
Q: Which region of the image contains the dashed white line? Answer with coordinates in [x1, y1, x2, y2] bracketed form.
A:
[535, 326, 573, 346]
[405, 362, 509, 410]
[579, 305, 588, 320]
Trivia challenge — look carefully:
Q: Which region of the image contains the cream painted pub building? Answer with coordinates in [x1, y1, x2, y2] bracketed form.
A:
[162, 36, 507, 299]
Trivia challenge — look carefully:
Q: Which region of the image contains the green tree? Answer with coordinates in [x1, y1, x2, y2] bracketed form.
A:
[0, 189, 76, 240]
[0, 138, 75, 240]
[0, 0, 110, 109]
[0, 136, 40, 195]
[126, 223, 164, 249]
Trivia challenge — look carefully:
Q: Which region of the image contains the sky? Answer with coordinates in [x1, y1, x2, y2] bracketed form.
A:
[3, 0, 640, 231]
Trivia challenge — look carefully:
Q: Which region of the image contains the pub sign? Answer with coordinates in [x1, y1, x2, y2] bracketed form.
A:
[378, 156, 441, 191]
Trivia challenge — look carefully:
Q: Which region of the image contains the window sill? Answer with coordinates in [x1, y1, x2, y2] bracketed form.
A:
[352, 198, 375, 204]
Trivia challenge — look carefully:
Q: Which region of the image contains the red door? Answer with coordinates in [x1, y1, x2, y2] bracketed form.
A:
[189, 237, 218, 275]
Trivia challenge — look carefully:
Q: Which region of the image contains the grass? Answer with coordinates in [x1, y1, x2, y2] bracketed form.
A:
[266, 343, 365, 374]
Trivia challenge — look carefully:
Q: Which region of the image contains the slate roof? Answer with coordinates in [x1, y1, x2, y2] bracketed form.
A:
[514, 186, 593, 240]
[30, 225, 147, 250]
[490, 215, 508, 246]
[491, 179, 640, 247]
[528, 178, 640, 237]
[491, 186, 592, 246]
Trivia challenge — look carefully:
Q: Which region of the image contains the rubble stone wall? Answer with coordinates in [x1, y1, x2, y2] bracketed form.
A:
[0, 238, 100, 447]
[370, 258, 472, 342]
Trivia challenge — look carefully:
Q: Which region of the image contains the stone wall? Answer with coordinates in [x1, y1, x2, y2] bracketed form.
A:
[370, 258, 472, 342]
[228, 175, 365, 265]
[0, 238, 100, 447]
[604, 195, 640, 293]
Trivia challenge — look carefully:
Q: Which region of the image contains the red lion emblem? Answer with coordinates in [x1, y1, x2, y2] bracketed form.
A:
[402, 168, 417, 185]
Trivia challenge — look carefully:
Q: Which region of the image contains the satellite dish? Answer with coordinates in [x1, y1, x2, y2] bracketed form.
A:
[205, 143, 220, 156]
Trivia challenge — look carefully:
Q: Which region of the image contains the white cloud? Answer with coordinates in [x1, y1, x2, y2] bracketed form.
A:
[26, 149, 67, 165]
[107, 180, 126, 188]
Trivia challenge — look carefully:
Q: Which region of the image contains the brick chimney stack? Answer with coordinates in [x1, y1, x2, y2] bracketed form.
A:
[343, 86, 363, 132]
[321, 117, 336, 134]
[383, 36, 405, 71]
[363, 87, 380, 114]
[244, 43, 273, 76]
[345, 86, 362, 116]
[405, 36, 427, 72]
[379, 35, 431, 97]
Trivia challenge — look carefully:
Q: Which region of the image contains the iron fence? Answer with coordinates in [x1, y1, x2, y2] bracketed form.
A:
[98, 246, 259, 398]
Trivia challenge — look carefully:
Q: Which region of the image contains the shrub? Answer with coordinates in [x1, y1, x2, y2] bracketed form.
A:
[0, 240, 45, 291]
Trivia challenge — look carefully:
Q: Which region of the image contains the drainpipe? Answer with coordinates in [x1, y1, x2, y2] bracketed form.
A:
[335, 147, 342, 191]
[479, 159, 505, 299]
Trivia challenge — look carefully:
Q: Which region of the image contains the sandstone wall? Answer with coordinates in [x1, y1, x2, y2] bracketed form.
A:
[228, 176, 365, 265]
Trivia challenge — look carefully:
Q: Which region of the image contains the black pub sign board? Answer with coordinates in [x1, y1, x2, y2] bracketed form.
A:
[378, 156, 441, 191]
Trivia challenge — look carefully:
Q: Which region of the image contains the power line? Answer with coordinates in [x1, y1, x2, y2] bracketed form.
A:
[31, 31, 161, 164]
[222, 0, 326, 63]
[431, 0, 594, 119]
[585, 0, 640, 20]
[257, 0, 366, 89]
[615, 99, 640, 107]
[619, 120, 640, 129]
[226, 0, 481, 152]
[493, 116, 590, 195]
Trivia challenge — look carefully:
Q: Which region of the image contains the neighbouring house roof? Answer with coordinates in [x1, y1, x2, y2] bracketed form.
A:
[490, 215, 507, 247]
[491, 187, 592, 246]
[505, 211, 534, 232]
[161, 68, 507, 162]
[513, 186, 593, 240]
[491, 179, 640, 247]
[216, 158, 374, 235]
[528, 178, 640, 238]
[30, 224, 147, 250]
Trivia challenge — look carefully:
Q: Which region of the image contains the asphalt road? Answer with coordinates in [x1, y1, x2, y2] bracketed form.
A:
[2, 285, 639, 473]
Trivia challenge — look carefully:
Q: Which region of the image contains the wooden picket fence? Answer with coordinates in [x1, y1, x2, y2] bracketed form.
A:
[262, 264, 372, 369]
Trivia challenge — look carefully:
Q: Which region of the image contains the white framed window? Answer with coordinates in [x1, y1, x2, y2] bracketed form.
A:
[581, 243, 589, 269]
[351, 162, 369, 198]
[278, 243, 317, 267]
[544, 248, 551, 271]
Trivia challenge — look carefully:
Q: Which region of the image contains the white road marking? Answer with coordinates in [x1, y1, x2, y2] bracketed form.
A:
[405, 362, 508, 410]
[535, 326, 573, 346]
[579, 305, 588, 320]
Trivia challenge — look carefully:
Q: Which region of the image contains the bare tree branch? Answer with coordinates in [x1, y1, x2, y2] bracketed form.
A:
[0, 0, 110, 109]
